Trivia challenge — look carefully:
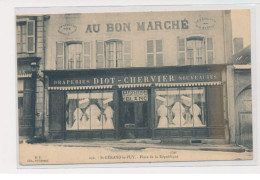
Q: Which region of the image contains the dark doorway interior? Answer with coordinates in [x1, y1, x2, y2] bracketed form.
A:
[119, 91, 150, 139]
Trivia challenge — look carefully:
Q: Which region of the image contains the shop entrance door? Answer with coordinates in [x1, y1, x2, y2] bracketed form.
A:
[119, 90, 151, 139]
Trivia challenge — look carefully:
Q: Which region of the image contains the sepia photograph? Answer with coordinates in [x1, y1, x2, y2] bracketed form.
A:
[16, 8, 253, 165]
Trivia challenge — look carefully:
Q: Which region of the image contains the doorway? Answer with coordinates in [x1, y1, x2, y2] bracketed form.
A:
[119, 90, 151, 139]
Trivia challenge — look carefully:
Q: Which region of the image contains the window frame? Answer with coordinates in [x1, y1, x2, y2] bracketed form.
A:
[146, 39, 164, 67]
[177, 36, 214, 65]
[56, 41, 92, 70]
[65, 90, 115, 131]
[155, 87, 207, 129]
[16, 18, 35, 54]
[103, 39, 132, 68]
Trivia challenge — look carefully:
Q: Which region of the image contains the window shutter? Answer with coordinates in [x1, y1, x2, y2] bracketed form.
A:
[123, 41, 132, 67]
[156, 40, 163, 66]
[27, 20, 35, 53]
[206, 37, 214, 64]
[96, 41, 104, 68]
[56, 42, 64, 70]
[177, 37, 186, 65]
[83, 42, 91, 68]
[147, 40, 154, 66]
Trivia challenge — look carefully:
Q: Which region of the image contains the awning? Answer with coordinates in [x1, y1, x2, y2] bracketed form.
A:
[118, 83, 152, 88]
[155, 81, 222, 87]
[17, 73, 32, 78]
[48, 85, 113, 91]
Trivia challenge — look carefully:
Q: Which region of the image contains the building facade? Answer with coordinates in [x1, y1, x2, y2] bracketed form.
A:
[17, 16, 47, 137]
[18, 10, 238, 144]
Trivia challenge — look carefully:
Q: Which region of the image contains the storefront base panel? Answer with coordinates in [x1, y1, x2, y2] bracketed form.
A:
[19, 126, 34, 137]
[48, 130, 117, 140]
[122, 128, 151, 139]
[154, 127, 225, 140]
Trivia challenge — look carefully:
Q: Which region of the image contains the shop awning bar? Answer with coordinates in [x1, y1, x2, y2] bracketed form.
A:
[155, 81, 222, 87]
[48, 85, 113, 91]
[118, 83, 152, 88]
[17, 73, 32, 78]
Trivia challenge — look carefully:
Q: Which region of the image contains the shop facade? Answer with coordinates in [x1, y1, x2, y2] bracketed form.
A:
[44, 65, 226, 141]
[19, 10, 235, 143]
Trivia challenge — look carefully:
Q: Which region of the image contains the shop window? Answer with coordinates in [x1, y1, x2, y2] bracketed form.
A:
[66, 92, 115, 130]
[56, 41, 91, 70]
[147, 40, 163, 67]
[96, 40, 132, 68]
[155, 87, 206, 128]
[16, 20, 35, 53]
[177, 36, 214, 65]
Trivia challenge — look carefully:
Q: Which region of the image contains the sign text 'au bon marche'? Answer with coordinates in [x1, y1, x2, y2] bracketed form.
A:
[50, 72, 221, 87]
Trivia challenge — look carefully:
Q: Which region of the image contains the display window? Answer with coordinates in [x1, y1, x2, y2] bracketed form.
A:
[155, 87, 206, 128]
[66, 91, 115, 130]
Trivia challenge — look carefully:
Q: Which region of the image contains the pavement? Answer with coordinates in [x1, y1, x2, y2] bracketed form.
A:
[22, 138, 250, 153]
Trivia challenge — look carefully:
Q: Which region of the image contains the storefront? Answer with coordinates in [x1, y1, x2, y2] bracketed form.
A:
[44, 64, 226, 140]
[17, 57, 40, 137]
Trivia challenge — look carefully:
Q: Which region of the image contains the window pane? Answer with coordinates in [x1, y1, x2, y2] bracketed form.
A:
[66, 92, 115, 130]
[66, 43, 82, 69]
[147, 40, 154, 53]
[179, 88, 193, 127]
[192, 87, 206, 127]
[66, 93, 80, 130]
[186, 49, 193, 65]
[155, 87, 206, 129]
[155, 89, 169, 128]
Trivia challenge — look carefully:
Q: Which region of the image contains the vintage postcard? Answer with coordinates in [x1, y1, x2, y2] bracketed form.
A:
[16, 7, 253, 165]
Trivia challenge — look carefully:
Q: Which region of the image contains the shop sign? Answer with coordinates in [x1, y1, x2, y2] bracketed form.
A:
[50, 72, 221, 87]
[58, 24, 77, 35]
[195, 17, 216, 30]
[122, 90, 148, 102]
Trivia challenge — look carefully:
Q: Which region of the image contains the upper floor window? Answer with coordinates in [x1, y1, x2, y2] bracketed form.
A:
[96, 40, 132, 68]
[146, 40, 163, 67]
[16, 19, 35, 53]
[177, 36, 214, 65]
[56, 41, 91, 70]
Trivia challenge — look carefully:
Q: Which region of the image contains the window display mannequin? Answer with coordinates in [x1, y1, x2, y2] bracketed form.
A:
[182, 106, 193, 127]
[86, 104, 102, 129]
[103, 106, 114, 129]
[171, 101, 186, 127]
[157, 103, 168, 128]
[191, 103, 204, 126]
[79, 113, 90, 130]
[68, 107, 83, 130]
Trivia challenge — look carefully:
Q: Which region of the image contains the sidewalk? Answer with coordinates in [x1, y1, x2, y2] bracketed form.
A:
[33, 138, 248, 153]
